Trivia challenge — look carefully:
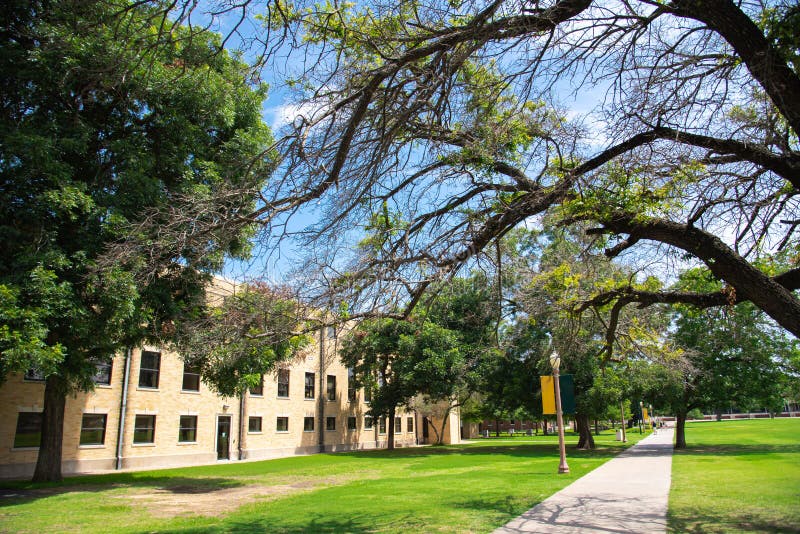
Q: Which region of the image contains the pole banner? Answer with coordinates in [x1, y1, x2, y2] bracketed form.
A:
[540, 376, 556, 415]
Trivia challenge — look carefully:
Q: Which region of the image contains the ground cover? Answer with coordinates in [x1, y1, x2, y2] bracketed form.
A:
[0, 430, 643, 533]
[668, 418, 800, 533]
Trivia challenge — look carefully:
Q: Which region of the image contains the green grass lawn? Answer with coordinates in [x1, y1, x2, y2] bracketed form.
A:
[0, 430, 642, 533]
[668, 418, 800, 533]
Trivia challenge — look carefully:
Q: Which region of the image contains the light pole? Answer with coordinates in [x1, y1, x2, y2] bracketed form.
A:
[550, 350, 570, 474]
[619, 400, 627, 443]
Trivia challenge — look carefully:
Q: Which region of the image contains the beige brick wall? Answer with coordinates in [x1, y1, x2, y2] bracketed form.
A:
[0, 328, 424, 478]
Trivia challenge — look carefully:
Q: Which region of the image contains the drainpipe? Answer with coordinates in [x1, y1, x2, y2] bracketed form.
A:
[238, 393, 246, 460]
[318, 327, 325, 453]
[115, 347, 133, 470]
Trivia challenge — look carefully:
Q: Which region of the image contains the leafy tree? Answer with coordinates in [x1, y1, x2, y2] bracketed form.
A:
[341, 273, 499, 447]
[174, 284, 312, 396]
[340, 317, 460, 449]
[0, 1, 273, 481]
[659, 268, 798, 448]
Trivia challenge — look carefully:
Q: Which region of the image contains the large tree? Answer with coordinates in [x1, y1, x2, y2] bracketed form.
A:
[0, 1, 274, 481]
[186, 0, 798, 340]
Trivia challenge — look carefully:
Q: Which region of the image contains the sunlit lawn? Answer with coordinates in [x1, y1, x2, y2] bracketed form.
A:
[0, 430, 643, 533]
[668, 418, 800, 533]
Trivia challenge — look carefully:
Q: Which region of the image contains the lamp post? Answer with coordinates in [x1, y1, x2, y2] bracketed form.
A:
[550, 350, 570, 474]
[619, 400, 627, 443]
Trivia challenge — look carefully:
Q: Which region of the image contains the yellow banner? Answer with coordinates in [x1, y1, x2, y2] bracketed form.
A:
[642, 407, 649, 421]
[541, 376, 556, 415]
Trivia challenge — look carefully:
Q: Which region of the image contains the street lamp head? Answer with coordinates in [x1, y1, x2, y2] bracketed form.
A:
[549, 350, 561, 371]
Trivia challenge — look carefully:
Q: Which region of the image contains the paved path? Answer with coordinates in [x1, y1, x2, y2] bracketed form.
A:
[494, 428, 674, 533]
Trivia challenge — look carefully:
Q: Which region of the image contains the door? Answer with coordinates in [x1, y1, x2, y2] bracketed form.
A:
[422, 417, 429, 444]
[216, 416, 231, 460]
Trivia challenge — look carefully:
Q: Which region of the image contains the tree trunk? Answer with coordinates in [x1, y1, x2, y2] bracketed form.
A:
[435, 406, 452, 445]
[495, 418, 500, 437]
[387, 406, 396, 450]
[32, 375, 67, 482]
[594, 418, 600, 436]
[542, 420, 548, 435]
[575, 413, 595, 449]
[675, 412, 687, 449]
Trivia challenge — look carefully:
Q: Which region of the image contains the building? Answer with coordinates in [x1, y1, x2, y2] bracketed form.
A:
[0, 281, 462, 478]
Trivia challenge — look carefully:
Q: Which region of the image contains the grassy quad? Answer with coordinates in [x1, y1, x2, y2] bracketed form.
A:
[668, 418, 800, 533]
[0, 430, 641, 533]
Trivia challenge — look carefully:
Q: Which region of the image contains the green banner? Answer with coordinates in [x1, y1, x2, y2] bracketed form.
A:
[559, 374, 576, 415]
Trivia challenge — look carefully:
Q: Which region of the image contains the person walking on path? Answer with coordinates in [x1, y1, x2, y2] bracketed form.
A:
[494, 427, 675, 533]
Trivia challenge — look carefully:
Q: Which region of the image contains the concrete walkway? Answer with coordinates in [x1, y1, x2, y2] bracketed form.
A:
[494, 428, 675, 533]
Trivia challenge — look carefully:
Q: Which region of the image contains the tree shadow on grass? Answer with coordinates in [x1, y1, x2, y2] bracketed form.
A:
[669, 509, 800, 533]
[152, 512, 411, 534]
[336, 443, 623, 461]
[674, 443, 800, 457]
[0, 476, 244, 507]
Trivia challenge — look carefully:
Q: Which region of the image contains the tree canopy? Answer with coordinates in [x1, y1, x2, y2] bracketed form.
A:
[177, 0, 799, 340]
[0, 0, 275, 480]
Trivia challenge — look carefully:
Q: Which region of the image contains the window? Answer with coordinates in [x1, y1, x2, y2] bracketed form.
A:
[80, 414, 107, 445]
[138, 351, 160, 388]
[347, 368, 356, 402]
[364, 416, 373, 430]
[276, 417, 289, 432]
[92, 360, 113, 385]
[395, 417, 402, 433]
[248, 416, 262, 433]
[24, 369, 45, 382]
[379, 417, 387, 434]
[182, 364, 201, 392]
[277, 369, 290, 398]
[249, 375, 264, 396]
[13, 412, 42, 448]
[305, 372, 315, 399]
[179, 415, 197, 442]
[133, 415, 156, 444]
[407, 417, 414, 433]
[326, 375, 336, 401]
[326, 417, 336, 431]
[327, 326, 336, 339]
[304, 416, 315, 432]
[347, 416, 357, 431]
[364, 387, 372, 404]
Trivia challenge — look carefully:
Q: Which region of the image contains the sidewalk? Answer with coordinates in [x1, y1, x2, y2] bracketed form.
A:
[494, 428, 674, 533]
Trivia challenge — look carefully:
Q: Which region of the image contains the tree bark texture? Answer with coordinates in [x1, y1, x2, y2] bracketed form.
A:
[675, 412, 687, 449]
[387, 406, 396, 450]
[32, 375, 67, 482]
[575, 413, 595, 449]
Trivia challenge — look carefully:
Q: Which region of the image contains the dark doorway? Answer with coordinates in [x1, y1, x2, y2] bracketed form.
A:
[216, 416, 231, 460]
[422, 417, 429, 444]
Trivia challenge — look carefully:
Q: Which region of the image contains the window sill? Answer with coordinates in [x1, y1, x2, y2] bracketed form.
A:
[79, 444, 106, 449]
[177, 441, 198, 446]
[249, 394, 264, 398]
[304, 398, 315, 401]
[276, 396, 289, 400]
[303, 430, 315, 433]
[94, 384, 112, 389]
[136, 387, 159, 392]
[131, 443, 156, 447]
[247, 431, 263, 435]
[276, 430, 289, 434]
[181, 390, 201, 395]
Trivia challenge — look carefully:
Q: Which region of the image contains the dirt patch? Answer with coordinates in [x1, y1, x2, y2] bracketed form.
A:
[117, 481, 318, 518]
